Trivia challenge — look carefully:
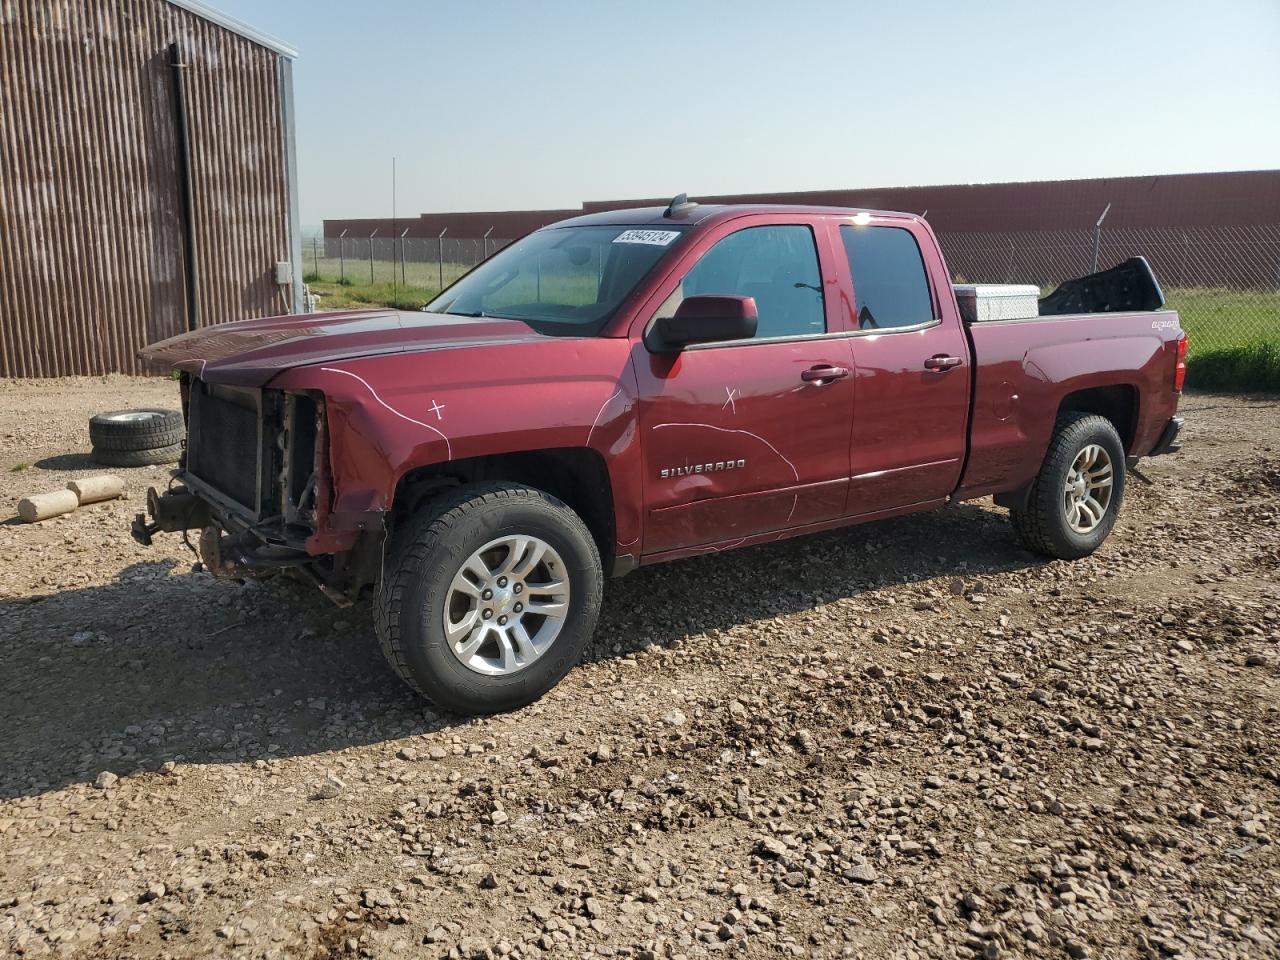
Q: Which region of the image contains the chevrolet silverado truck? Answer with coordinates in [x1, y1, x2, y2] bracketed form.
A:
[134, 198, 1187, 714]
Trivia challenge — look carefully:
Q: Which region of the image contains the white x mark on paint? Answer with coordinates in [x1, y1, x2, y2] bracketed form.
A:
[723, 387, 738, 414]
[428, 400, 446, 421]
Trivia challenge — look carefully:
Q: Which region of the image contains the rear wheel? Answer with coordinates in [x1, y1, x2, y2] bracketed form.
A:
[1010, 412, 1126, 560]
[375, 482, 603, 714]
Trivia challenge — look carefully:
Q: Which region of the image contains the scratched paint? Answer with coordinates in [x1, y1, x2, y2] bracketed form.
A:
[320, 366, 453, 461]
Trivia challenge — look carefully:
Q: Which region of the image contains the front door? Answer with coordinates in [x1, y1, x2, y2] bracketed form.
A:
[633, 220, 855, 555]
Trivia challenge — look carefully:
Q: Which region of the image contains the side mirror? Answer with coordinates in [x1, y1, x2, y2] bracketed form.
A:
[654, 295, 758, 351]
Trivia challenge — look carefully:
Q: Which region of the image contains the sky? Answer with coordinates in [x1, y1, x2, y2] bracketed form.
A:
[213, 0, 1280, 228]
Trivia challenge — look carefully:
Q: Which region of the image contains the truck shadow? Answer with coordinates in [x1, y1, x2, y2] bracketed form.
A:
[0, 502, 1037, 799]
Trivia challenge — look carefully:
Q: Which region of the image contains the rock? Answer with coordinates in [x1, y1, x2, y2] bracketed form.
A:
[1245, 653, 1268, 667]
[138, 882, 165, 903]
[397, 746, 418, 761]
[311, 773, 345, 800]
[94, 770, 119, 790]
[362, 888, 395, 909]
[755, 837, 789, 859]
[843, 863, 878, 884]
[662, 709, 687, 726]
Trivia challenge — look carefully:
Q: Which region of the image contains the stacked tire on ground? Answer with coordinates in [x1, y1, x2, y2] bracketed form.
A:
[89, 409, 184, 467]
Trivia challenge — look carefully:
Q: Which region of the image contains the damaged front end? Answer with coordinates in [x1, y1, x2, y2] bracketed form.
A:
[132, 375, 380, 605]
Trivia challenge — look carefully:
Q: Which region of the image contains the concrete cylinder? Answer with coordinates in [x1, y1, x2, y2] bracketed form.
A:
[17, 489, 79, 523]
[67, 475, 124, 505]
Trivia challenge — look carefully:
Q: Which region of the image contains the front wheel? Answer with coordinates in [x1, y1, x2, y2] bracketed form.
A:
[1010, 412, 1126, 560]
[375, 483, 603, 714]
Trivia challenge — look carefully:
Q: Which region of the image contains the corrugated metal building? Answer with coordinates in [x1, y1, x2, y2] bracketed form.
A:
[0, 0, 302, 377]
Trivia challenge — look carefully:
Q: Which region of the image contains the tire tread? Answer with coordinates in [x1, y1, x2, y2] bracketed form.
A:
[89, 410, 184, 450]
[1010, 412, 1122, 559]
[90, 442, 183, 467]
[373, 482, 601, 710]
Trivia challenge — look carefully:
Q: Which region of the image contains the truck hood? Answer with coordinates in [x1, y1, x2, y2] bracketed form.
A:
[138, 309, 547, 387]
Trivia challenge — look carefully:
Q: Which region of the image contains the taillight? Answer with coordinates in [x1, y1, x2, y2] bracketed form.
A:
[1174, 334, 1188, 392]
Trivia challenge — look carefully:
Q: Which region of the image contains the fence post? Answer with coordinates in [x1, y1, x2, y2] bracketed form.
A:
[1091, 202, 1112, 273]
[400, 228, 409, 286]
[438, 228, 448, 291]
[483, 226, 494, 260]
[369, 230, 378, 283]
[339, 229, 348, 283]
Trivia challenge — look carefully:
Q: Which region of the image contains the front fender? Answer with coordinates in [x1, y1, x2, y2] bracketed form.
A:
[269, 337, 641, 554]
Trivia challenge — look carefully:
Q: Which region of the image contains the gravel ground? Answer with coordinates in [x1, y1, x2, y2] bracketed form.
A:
[1, 377, 1278, 960]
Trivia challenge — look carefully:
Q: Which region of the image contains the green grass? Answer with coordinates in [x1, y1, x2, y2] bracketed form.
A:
[1185, 338, 1280, 392]
[309, 279, 440, 312]
[1163, 287, 1280, 353]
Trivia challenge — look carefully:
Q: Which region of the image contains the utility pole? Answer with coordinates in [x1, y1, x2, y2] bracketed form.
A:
[391, 157, 397, 301]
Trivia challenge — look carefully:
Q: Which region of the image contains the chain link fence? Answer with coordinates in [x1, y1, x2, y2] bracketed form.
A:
[303, 236, 513, 292]
[303, 224, 1279, 354]
[938, 224, 1280, 353]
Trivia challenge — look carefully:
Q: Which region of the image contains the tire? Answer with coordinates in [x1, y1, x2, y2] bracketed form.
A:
[91, 442, 183, 468]
[89, 409, 184, 451]
[375, 482, 603, 715]
[1010, 412, 1126, 560]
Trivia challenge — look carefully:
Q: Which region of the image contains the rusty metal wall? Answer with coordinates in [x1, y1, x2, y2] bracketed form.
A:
[324, 170, 1280, 242]
[0, 0, 292, 377]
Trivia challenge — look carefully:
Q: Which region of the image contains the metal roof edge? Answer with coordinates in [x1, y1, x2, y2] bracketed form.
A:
[164, 0, 298, 58]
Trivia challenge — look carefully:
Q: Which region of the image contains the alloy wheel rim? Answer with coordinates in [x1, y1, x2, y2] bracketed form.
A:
[443, 534, 570, 676]
[1063, 443, 1114, 534]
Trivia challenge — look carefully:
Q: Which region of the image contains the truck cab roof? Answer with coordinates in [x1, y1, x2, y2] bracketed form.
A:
[548, 203, 919, 230]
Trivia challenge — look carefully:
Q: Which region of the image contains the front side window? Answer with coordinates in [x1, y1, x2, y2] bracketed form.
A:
[840, 225, 935, 330]
[657, 225, 826, 339]
[427, 225, 688, 335]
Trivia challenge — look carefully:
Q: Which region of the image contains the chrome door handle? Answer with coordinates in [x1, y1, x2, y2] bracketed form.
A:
[924, 355, 962, 371]
[801, 364, 850, 384]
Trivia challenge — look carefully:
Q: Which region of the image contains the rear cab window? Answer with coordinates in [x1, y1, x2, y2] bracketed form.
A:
[839, 224, 936, 331]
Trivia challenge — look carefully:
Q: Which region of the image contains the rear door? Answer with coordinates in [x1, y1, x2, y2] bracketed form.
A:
[830, 217, 972, 514]
[631, 216, 855, 555]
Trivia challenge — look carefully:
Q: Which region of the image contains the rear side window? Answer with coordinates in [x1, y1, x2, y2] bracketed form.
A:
[839, 225, 934, 330]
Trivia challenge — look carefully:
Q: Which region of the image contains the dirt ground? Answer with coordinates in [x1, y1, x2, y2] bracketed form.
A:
[0, 378, 1277, 960]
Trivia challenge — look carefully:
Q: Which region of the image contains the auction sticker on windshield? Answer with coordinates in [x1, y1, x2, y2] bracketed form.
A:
[613, 229, 681, 245]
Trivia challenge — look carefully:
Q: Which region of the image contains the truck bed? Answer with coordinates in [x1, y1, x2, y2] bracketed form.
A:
[957, 308, 1183, 501]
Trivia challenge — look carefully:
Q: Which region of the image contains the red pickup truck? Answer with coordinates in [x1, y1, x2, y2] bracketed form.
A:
[135, 199, 1187, 714]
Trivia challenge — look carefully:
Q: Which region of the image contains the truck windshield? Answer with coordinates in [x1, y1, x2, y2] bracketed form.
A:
[426, 225, 689, 335]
